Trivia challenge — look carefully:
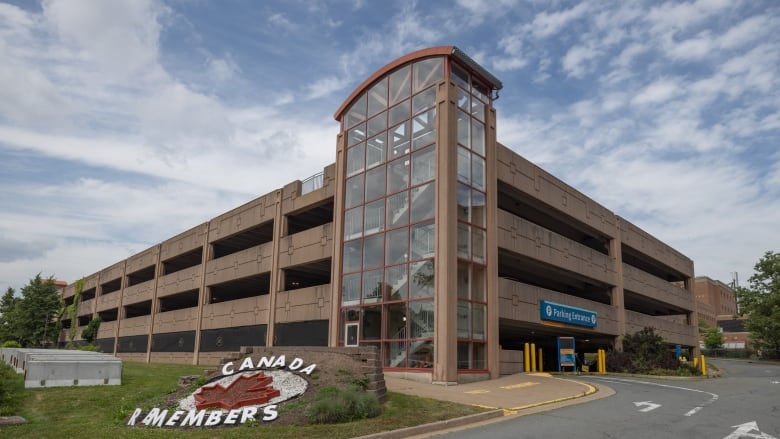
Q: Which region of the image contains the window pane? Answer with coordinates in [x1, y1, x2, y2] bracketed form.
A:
[365, 165, 386, 202]
[366, 133, 386, 169]
[410, 221, 435, 261]
[457, 183, 470, 222]
[473, 343, 486, 369]
[473, 80, 489, 103]
[362, 306, 381, 340]
[473, 304, 486, 340]
[346, 143, 365, 177]
[348, 122, 366, 146]
[452, 63, 469, 90]
[471, 189, 485, 227]
[344, 206, 363, 240]
[412, 86, 436, 115]
[472, 228, 485, 263]
[342, 273, 360, 305]
[409, 300, 434, 338]
[362, 269, 383, 304]
[345, 94, 366, 128]
[457, 110, 470, 148]
[457, 261, 470, 299]
[472, 265, 485, 302]
[387, 157, 410, 194]
[457, 302, 470, 339]
[363, 233, 384, 269]
[387, 302, 407, 340]
[412, 108, 436, 150]
[367, 78, 388, 117]
[409, 340, 433, 368]
[471, 97, 485, 121]
[388, 121, 410, 160]
[457, 146, 470, 184]
[457, 87, 469, 112]
[389, 65, 411, 105]
[457, 342, 470, 369]
[385, 264, 408, 301]
[386, 190, 409, 229]
[458, 223, 470, 259]
[472, 154, 485, 191]
[411, 145, 435, 185]
[345, 174, 364, 208]
[410, 260, 434, 298]
[385, 340, 407, 367]
[410, 182, 435, 223]
[364, 200, 384, 235]
[388, 99, 410, 127]
[385, 228, 408, 265]
[367, 111, 387, 138]
[472, 119, 485, 156]
[343, 239, 362, 273]
[413, 57, 443, 93]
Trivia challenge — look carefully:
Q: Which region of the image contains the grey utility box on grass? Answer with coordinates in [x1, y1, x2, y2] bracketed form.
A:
[0, 348, 122, 388]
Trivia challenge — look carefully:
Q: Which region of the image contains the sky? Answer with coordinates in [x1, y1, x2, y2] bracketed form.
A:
[0, 0, 778, 294]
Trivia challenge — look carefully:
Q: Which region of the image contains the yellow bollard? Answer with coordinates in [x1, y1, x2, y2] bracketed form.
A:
[524, 343, 530, 372]
[531, 343, 537, 372]
[701, 355, 707, 377]
[693, 357, 699, 368]
[599, 349, 605, 373]
[538, 348, 543, 372]
[597, 349, 603, 373]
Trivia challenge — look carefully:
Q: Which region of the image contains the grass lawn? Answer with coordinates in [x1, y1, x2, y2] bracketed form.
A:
[3, 362, 487, 438]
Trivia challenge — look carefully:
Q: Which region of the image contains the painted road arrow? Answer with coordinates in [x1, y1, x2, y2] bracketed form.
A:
[633, 401, 661, 412]
[723, 421, 778, 439]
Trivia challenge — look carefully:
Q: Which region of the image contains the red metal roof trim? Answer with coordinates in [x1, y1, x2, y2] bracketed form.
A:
[333, 46, 455, 121]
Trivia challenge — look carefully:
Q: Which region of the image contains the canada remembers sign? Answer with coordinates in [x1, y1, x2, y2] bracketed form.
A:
[127, 355, 316, 428]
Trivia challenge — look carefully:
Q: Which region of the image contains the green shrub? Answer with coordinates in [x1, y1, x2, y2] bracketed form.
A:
[305, 385, 381, 424]
[1, 340, 20, 348]
[0, 362, 24, 415]
[77, 344, 102, 352]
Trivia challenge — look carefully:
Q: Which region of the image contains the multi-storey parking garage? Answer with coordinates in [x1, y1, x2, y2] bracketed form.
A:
[59, 46, 698, 383]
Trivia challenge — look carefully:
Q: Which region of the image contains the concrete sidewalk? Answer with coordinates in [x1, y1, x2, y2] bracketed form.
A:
[359, 372, 613, 439]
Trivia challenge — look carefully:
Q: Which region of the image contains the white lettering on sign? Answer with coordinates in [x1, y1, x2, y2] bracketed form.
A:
[128, 405, 278, 428]
[221, 355, 317, 376]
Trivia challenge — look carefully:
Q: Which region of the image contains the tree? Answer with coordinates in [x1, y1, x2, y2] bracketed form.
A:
[735, 251, 780, 357]
[16, 275, 61, 347]
[0, 288, 20, 343]
[81, 317, 101, 344]
[703, 326, 724, 350]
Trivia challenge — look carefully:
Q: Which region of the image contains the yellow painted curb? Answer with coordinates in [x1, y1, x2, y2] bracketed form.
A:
[508, 378, 597, 411]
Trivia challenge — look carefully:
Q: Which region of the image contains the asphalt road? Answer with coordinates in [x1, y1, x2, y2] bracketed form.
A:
[437, 360, 780, 439]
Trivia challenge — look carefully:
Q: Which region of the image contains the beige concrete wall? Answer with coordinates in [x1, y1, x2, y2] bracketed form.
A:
[624, 309, 696, 346]
[208, 194, 276, 243]
[77, 298, 95, 316]
[153, 308, 198, 333]
[160, 223, 208, 261]
[205, 243, 273, 285]
[157, 265, 202, 298]
[96, 321, 117, 340]
[496, 144, 617, 239]
[200, 296, 271, 330]
[622, 263, 695, 311]
[96, 291, 121, 312]
[99, 262, 125, 289]
[117, 353, 147, 363]
[277, 224, 333, 268]
[618, 217, 694, 277]
[275, 285, 331, 323]
[498, 278, 619, 335]
[281, 163, 336, 215]
[125, 245, 159, 274]
[149, 352, 195, 364]
[121, 280, 155, 306]
[118, 315, 151, 337]
[497, 210, 617, 286]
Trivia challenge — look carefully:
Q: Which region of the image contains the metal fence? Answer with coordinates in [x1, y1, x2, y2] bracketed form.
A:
[301, 172, 324, 195]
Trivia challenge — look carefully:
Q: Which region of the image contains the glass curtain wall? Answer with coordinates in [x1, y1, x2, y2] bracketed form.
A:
[452, 62, 489, 370]
[340, 57, 443, 369]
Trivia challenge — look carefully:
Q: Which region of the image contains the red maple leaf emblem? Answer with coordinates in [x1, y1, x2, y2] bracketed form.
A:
[194, 372, 281, 410]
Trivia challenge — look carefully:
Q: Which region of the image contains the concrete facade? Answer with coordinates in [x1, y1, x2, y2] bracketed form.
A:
[59, 47, 698, 382]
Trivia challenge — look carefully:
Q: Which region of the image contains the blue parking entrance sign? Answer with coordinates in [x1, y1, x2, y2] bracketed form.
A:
[558, 336, 576, 372]
[540, 300, 597, 328]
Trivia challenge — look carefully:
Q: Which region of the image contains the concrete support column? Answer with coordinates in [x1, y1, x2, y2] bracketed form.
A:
[328, 132, 348, 347]
[485, 103, 499, 379]
[266, 190, 284, 347]
[192, 223, 211, 365]
[610, 221, 625, 351]
[433, 79, 458, 384]
[145, 245, 163, 364]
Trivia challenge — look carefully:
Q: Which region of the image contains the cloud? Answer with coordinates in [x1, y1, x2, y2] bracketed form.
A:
[631, 79, 681, 106]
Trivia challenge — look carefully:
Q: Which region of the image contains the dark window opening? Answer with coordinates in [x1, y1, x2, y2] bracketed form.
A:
[127, 265, 155, 286]
[286, 200, 334, 235]
[98, 308, 118, 322]
[61, 318, 71, 329]
[209, 274, 270, 303]
[283, 259, 331, 290]
[162, 247, 203, 275]
[101, 277, 122, 295]
[498, 182, 610, 255]
[498, 250, 612, 305]
[623, 289, 689, 316]
[63, 296, 74, 306]
[621, 245, 687, 282]
[158, 289, 199, 312]
[81, 287, 97, 301]
[77, 314, 92, 326]
[124, 300, 152, 318]
[212, 221, 274, 259]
